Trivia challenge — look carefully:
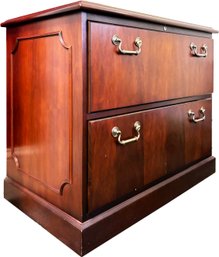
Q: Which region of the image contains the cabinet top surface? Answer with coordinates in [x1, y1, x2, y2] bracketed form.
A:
[1, 0, 217, 33]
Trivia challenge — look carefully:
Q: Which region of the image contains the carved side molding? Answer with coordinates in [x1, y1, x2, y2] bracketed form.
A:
[10, 31, 73, 195]
[12, 31, 71, 54]
[12, 154, 20, 169]
[7, 150, 20, 169]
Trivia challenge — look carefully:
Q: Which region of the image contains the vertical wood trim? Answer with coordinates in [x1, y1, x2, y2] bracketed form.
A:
[81, 12, 89, 219]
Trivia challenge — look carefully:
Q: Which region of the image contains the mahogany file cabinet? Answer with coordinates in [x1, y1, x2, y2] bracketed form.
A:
[1, 1, 217, 255]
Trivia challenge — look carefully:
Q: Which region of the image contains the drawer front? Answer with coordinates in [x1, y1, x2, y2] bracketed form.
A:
[88, 99, 212, 213]
[89, 22, 213, 112]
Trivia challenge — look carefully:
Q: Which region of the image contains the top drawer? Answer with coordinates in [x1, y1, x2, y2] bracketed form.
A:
[88, 22, 213, 112]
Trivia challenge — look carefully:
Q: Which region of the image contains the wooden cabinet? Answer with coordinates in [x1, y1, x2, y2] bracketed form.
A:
[1, 1, 216, 256]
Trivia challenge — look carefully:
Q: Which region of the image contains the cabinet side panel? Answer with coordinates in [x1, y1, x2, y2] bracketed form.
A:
[6, 13, 85, 221]
[11, 33, 72, 194]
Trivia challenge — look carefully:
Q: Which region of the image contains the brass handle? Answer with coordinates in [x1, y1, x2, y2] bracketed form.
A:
[188, 107, 206, 123]
[112, 121, 141, 145]
[190, 42, 208, 57]
[112, 35, 142, 55]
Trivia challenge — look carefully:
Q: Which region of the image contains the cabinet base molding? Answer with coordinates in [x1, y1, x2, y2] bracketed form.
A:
[4, 156, 215, 256]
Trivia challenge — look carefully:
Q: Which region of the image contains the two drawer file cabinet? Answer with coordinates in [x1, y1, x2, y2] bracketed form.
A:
[1, 1, 216, 255]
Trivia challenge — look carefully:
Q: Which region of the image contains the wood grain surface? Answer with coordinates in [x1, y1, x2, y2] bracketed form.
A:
[89, 22, 213, 111]
[88, 99, 212, 212]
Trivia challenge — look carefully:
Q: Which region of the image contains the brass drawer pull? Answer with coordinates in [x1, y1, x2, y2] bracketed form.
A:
[112, 35, 142, 55]
[112, 121, 141, 145]
[190, 42, 208, 57]
[188, 107, 206, 123]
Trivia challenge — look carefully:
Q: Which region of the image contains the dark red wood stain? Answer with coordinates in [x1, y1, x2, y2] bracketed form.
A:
[2, 1, 216, 256]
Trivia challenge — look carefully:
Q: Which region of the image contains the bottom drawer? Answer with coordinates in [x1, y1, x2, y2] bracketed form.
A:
[88, 99, 212, 213]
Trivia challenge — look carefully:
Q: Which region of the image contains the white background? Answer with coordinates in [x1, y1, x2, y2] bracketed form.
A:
[0, 1, 218, 257]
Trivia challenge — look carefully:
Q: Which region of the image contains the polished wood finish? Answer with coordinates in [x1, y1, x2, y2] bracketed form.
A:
[83, 157, 215, 254]
[4, 177, 83, 256]
[5, 156, 215, 256]
[87, 13, 213, 39]
[12, 32, 72, 195]
[89, 22, 213, 111]
[88, 99, 212, 212]
[6, 13, 86, 221]
[87, 95, 211, 120]
[1, 1, 217, 33]
[2, 1, 216, 256]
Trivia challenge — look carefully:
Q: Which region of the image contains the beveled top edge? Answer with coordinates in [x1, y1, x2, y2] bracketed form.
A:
[1, 0, 218, 33]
